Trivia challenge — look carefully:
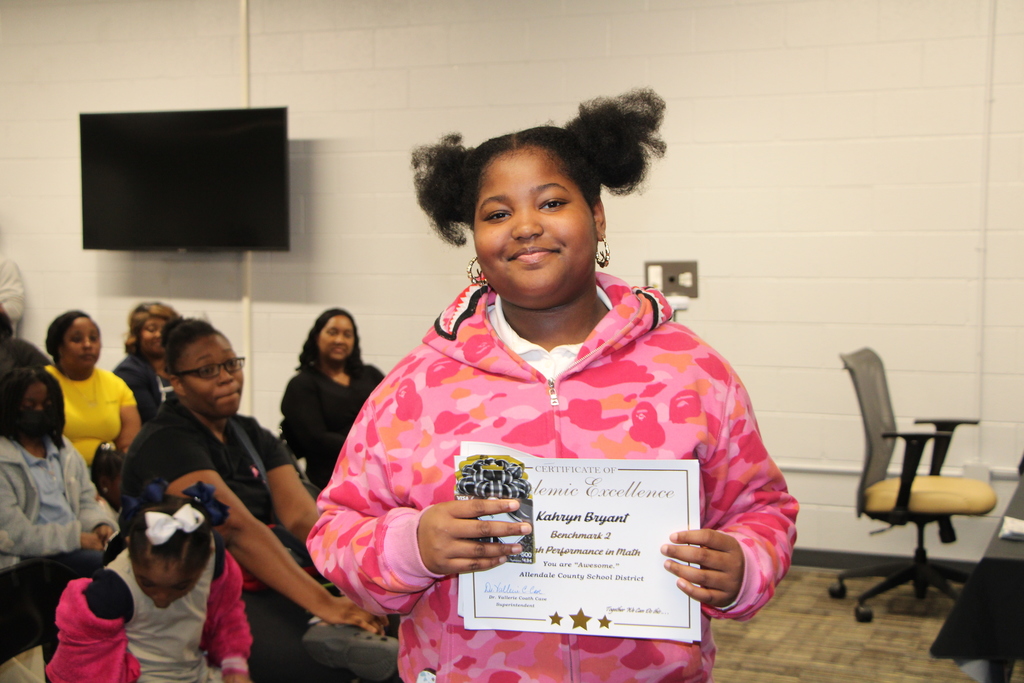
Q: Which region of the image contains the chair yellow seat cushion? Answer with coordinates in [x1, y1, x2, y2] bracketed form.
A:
[864, 476, 997, 516]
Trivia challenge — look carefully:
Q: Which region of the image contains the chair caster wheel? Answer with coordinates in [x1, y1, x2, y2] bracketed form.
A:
[828, 581, 847, 599]
[854, 604, 873, 623]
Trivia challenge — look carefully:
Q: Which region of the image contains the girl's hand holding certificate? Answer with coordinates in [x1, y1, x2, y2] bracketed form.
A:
[418, 498, 533, 575]
[451, 445, 706, 643]
[661, 529, 745, 608]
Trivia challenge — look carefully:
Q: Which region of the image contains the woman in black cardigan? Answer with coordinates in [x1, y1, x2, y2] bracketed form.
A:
[280, 309, 384, 490]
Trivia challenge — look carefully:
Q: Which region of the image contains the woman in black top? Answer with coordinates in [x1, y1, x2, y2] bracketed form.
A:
[280, 309, 384, 489]
[122, 317, 392, 682]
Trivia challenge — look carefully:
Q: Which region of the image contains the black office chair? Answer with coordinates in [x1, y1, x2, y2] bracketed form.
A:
[828, 348, 997, 622]
[0, 558, 79, 665]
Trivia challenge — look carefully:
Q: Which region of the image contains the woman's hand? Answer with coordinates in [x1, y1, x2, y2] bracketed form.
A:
[93, 524, 115, 547]
[417, 499, 531, 576]
[661, 529, 744, 608]
[221, 673, 252, 683]
[80, 531, 104, 551]
[318, 595, 389, 635]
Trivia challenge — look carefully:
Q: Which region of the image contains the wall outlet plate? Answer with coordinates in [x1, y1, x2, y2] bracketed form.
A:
[645, 261, 698, 297]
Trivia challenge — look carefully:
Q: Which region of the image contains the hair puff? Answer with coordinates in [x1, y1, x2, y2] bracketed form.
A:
[565, 87, 667, 196]
[412, 133, 473, 246]
[410, 89, 667, 246]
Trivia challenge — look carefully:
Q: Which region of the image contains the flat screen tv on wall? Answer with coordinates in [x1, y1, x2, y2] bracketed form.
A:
[80, 107, 289, 251]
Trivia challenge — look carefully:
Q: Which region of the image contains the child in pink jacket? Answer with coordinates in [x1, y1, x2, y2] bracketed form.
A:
[308, 89, 798, 683]
[47, 482, 252, 683]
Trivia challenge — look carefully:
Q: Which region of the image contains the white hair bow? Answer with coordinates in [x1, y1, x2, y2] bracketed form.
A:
[144, 505, 205, 546]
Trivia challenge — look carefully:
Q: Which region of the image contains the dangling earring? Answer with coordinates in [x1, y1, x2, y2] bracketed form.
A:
[467, 256, 487, 285]
[595, 239, 611, 268]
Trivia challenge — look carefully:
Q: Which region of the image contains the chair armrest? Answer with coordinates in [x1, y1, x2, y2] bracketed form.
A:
[913, 419, 979, 429]
[913, 419, 979, 474]
[882, 431, 953, 522]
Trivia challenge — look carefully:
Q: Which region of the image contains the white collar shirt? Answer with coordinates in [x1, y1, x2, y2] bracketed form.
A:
[487, 287, 612, 381]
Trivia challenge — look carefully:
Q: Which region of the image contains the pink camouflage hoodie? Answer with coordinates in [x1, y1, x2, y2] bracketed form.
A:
[308, 272, 798, 683]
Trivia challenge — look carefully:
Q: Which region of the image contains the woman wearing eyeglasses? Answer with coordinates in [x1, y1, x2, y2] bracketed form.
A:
[113, 301, 180, 423]
[120, 317, 397, 683]
[45, 310, 141, 466]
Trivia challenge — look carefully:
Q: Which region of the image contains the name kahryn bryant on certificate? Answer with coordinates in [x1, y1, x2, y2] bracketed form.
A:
[456, 441, 702, 643]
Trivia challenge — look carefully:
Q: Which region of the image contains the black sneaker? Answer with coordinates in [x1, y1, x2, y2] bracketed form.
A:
[302, 623, 399, 682]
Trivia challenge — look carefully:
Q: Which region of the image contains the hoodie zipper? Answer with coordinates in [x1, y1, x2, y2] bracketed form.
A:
[545, 346, 603, 407]
[546, 377, 559, 405]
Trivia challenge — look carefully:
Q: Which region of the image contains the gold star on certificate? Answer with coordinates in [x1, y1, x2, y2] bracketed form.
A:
[549, 612, 562, 625]
[570, 608, 591, 630]
[598, 615, 612, 628]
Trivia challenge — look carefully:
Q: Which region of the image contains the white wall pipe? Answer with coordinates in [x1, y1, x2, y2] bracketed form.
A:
[239, 0, 254, 415]
[972, 0, 998, 460]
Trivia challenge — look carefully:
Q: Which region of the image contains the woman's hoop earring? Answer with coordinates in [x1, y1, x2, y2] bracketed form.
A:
[596, 239, 611, 268]
[467, 256, 487, 285]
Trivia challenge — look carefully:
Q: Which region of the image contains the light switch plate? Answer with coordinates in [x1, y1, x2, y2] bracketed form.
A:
[645, 261, 698, 297]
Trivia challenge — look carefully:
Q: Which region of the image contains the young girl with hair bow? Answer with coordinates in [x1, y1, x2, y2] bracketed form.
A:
[47, 481, 253, 683]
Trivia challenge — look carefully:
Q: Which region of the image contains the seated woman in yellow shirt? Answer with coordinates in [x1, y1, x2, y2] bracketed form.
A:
[45, 310, 140, 466]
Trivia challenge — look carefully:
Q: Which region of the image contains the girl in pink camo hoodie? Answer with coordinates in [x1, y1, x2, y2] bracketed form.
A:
[308, 89, 798, 683]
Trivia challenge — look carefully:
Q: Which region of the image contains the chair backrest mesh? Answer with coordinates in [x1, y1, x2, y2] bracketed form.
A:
[840, 348, 897, 516]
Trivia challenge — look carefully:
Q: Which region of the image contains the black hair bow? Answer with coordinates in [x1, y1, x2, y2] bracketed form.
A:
[120, 478, 230, 527]
[181, 481, 230, 527]
[120, 478, 169, 524]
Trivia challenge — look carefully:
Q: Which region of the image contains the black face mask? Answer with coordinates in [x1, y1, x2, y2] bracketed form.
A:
[15, 409, 55, 438]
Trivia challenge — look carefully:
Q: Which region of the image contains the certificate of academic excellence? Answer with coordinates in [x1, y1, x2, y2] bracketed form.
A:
[456, 441, 702, 643]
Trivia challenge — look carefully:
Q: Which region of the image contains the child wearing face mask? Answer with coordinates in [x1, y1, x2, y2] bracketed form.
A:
[0, 366, 117, 576]
[47, 481, 253, 683]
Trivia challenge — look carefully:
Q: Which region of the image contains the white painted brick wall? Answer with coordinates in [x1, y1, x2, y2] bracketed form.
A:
[0, 0, 1021, 560]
